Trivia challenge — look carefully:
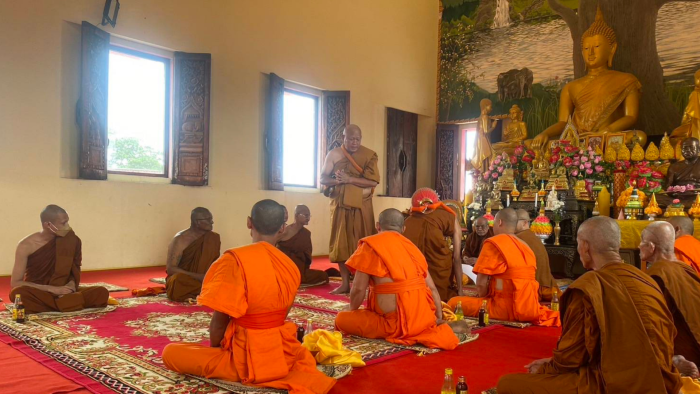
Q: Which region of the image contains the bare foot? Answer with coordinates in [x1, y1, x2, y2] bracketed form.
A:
[330, 285, 350, 295]
[447, 319, 470, 335]
[674, 355, 700, 378]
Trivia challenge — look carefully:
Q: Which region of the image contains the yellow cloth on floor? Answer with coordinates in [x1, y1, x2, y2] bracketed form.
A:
[682, 377, 700, 393]
[618, 220, 700, 249]
[302, 330, 365, 367]
[441, 301, 457, 322]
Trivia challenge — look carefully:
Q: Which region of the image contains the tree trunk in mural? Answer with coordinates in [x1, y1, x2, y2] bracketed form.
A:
[548, 0, 699, 135]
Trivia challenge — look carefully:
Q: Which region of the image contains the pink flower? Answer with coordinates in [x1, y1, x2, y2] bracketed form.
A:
[497, 166, 504, 173]
[573, 160, 580, 166]
[595, 165, 604, 172]
[492, 172, 499, 179]
[571, 170, 579, 177]
[489, 164, 495, 171]
[648, 181, 660, 189]
[586, 168, 593, 175]
[673, 199, 681, 204]
[565, 145, 577, 153]
[493, 158, 501, 165]
[563, 157, 573, 167]
[522, 155, 533, 163]
[594, 157, 601, 164]
[688, 185, 695, 191]
[526, 149, 535, 157]
[584, 162, 592, 169]
[667, 186, 674, 191]
[637, 178, 647, 189]
[581, 156, 588, 163]
[483, 172, 490, 180]
[680, 186, 687, 193]
[514, 146, 524, 156]
[651, 171, 664, 179]
[550, 154, 560, 163]
[579, 164, 585, 170]
[510, 156, 518, 165]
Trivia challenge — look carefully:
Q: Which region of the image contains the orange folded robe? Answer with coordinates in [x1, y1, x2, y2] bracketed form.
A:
[675, 235, 700, 275]
[335, 232, 459, 349]
[166, 231, 221, 302]
[447, 234, 560, 327]
[162, 242, 334, 394]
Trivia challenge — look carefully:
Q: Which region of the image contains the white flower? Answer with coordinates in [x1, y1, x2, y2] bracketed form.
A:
[468, 202, 482, 210]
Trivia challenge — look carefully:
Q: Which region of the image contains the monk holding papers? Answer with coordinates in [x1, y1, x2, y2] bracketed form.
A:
[165, 207, 221, 302]
[162, 200, 335, 394]
[277, 205, 329, 286]
[403, 188, 463, 302]
[320, 124, 380, 294]
[447, 208, 559, 327]
[641, 222, 700, 378]
[462, 216, 493, 265]
[515, 209, 558, 301]
[668, 217, 700, 275]
[498, 217, 681, 394]
[10, 205, 108, 314]
[335, 209, 468, 349]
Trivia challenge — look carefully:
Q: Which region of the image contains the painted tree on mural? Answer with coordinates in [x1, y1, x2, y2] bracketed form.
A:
[548, 0, 699, 135]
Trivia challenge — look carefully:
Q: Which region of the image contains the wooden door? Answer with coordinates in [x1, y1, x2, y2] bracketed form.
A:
[435, 123, 461, 200]
[386, 108, 417, 197]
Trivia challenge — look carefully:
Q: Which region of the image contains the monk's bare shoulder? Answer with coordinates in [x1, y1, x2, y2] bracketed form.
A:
[325, 147, 343, 162]
[17, 232, 47, 255]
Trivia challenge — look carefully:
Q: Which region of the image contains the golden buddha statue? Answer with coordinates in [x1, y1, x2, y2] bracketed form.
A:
[546, 166, 569, 190]
[471, 98, 498, 173]
[531, 7, 646, 151]
[493, 105, 528, 157]
[498, 167, 515, 191]
[670, 69, 700, 147]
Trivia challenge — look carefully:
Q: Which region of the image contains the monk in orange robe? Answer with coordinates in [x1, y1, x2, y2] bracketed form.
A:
[320, 125, 380, 294]
[641, 222, 700, 378]
[498, 217, 682, 394]
[9, 205, 108, 314]
[166, 207, 221, 302]
[669, 217, 700, 275]
[516, 209, 558, 301]
[403, 188, 464, 302]
[335, 209, 467, 349]
[162, 200, 335, 394]
[447, 208, 560, 327]
[277, 205, 328, 286]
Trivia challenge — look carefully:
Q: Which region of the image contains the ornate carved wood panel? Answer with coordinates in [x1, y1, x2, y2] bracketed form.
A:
[78, 22, 110, 180]
[265, 73, 285, 191]
[386, 108, 417, 197]
[172, 52, 211, 186]
[322, 91, 350, 154]
[435, 124, 460, 200]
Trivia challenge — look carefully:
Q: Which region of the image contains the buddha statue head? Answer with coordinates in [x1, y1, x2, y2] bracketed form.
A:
[581, 7, 617, 70]
[509, 105, 523, 122]
[480, 98, 493, 115]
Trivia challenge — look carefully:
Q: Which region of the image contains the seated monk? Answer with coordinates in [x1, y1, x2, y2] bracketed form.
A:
[658, 138, 700, 208]
[641, 222, 700, 378]
[335, 209, 468, 349]
[403, 188, 464, 302]
[447, 208, 560, 327]
[162, 200, 335, 394]
[277, 205, 329, 286]
[668, 217, 700, 275]
[461, 216, 493, 266]
[498, 217, 681, 394]
[166, 207, 221, 302]
[515, 209, 558, 301]
[10, 205, 108, 314]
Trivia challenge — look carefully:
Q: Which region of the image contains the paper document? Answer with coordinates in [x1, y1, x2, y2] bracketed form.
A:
[462, 264, 478, 284]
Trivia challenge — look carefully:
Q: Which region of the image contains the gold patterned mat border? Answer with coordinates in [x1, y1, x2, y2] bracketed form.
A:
[465, 316, 531, 329]
[482, 388, 497, 394]
[3, 304, 117, 320]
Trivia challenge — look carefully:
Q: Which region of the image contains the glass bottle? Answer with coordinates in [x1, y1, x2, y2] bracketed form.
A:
[456, 376, 469, 394]
[478, 300, 489, 327]
[296, 323, 305, 342]
[14, 294, 25, 323]
[454, 301, 464, 320]
[551, 291, 560, 311]
[441, 368, 455, 394]
[305, 319, 314, 337]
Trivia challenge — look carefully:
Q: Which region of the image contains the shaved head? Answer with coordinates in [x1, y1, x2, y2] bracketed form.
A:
[667, 217, 694, 237]
[190, 207, 213, 231]
[578, 217, 621, 252]
[473, 216, 490, 236]
[378, 208, 405, 233]
[294, 204, 310, 226]
[294, 205, 310, 216]
[190, 207, 211, 222]
[494, 208, 518, 235]
[250, 199, 286, 235]
[40, 205, 67, 224]
[640, 221, 676, 262]
[343, 124, 362, 153]
[515, 209, 530, 231]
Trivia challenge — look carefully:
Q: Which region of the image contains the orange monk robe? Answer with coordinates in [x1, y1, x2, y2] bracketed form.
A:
[9, 231, 108, 314]
[166, 232, 221, 302]
[675, 235, 700, 275]
[498, 263, 681, 394]
[328, 145, 380, 263]
[403, 207, 457, 302]
[447, 234, 560, 327]
[648, 260, 700, 366]
[516, 229, 558, 301]
[335, 232, 459, 350]
[277, 228, 329, 286]
[162, 242, 335, 394]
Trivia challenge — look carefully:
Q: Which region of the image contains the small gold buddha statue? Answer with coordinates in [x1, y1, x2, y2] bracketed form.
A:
[547, 166, 569, 190]
[498, 167, 515, 191]
[493, 105, 528, 157]
[670, 69, 700, 147]
[488, 181, 504, 210]
[532, 151, 549, 181]
[574, 179, 591, 200]
[472, 98, 498, 173]
[511, 180, 521, 202]
[530, 7, 646, 151]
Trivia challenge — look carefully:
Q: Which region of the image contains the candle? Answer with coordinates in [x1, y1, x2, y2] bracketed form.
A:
[535, 192, 538, 207]
[507, 194, 510, 207]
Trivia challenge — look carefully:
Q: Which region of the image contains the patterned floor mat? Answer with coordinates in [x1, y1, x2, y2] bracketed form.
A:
[3, 303, 117, 320]
[80, 282, 129, 292]
[149, 277, 166, 285]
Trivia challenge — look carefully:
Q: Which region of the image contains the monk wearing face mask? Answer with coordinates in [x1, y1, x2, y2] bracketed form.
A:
[9, 205, 109, 314]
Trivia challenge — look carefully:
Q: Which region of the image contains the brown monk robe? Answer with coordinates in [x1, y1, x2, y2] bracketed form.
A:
[277, 205, 328, 286]
[321, 125, 380, 294]
[515, 209, 558, 301]
[166, 207, 221, 302]
[498, 217, 682, 394]
[641, 222, 700, 377]
[10, 205, 108, 314]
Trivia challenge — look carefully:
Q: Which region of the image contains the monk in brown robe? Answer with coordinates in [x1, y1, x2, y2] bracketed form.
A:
[641, 221, 700, 378]
[166, 207, 221, 302]
[515, 209, 558, 301]
[461, 216, 493, 266]
[403, 188, 464, 302]
[10, 205, 108, 314]
[321, 124, 380, 294]
[498, 217, 682, 394]
[277, 205, 328, 286]
[668, 216, 700, 275]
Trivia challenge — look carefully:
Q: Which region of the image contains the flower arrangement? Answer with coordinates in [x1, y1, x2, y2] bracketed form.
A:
[550, 142, 612, 183]
[667, 184, 696, 194]
[531, 215, 553, 239]
[482, 152, 510, 181]
[627, 161, 664, 194]
[616, 186, 647, 208]
[510, 145, 536, 172]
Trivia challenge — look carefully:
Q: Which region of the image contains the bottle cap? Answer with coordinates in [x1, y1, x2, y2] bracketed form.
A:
[459, 376, 465, 381]
[445, 368, 453, 375]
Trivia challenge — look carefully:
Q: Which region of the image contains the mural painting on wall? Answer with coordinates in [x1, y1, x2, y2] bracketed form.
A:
[438, 0, 700, 139]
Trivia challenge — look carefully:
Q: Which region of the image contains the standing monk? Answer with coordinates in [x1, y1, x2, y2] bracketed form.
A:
[335, 209, 467, 349]
[515, 209, 558, 301]
[668, 216, 700, 275]
[162, 200, 335, 394]
[462, 216, 493, 266]
[498, 217, 681, 394]
[10, 205, 108, 314]
[447, 208, 559, 327]
[641, 222, 700, 378]
[277, 205, 329, 286]
[165, 208, 221, 302]
[403, 188, 464, 302]
[321, 125, 380, 294]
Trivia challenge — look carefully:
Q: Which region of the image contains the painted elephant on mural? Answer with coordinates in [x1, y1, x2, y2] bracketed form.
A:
[497, 68, 534, 102]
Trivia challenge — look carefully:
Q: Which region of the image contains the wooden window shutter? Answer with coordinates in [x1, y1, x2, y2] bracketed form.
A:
[435, 124, 461, 200]
[265, 73, 285, 191]
[78, 22, 110, 180]
[386, 108, 418, 197]
[172, 52, 211, 186]
[322, 91, 350, 155]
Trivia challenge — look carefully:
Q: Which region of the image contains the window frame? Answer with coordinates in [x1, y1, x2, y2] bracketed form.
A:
[106, 44, 172, 178]
[461, 122, 478, 197]
[282, 87, 321, 189]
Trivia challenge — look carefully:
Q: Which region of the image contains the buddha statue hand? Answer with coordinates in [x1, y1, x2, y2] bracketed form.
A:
[531, 133, 549, 150]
